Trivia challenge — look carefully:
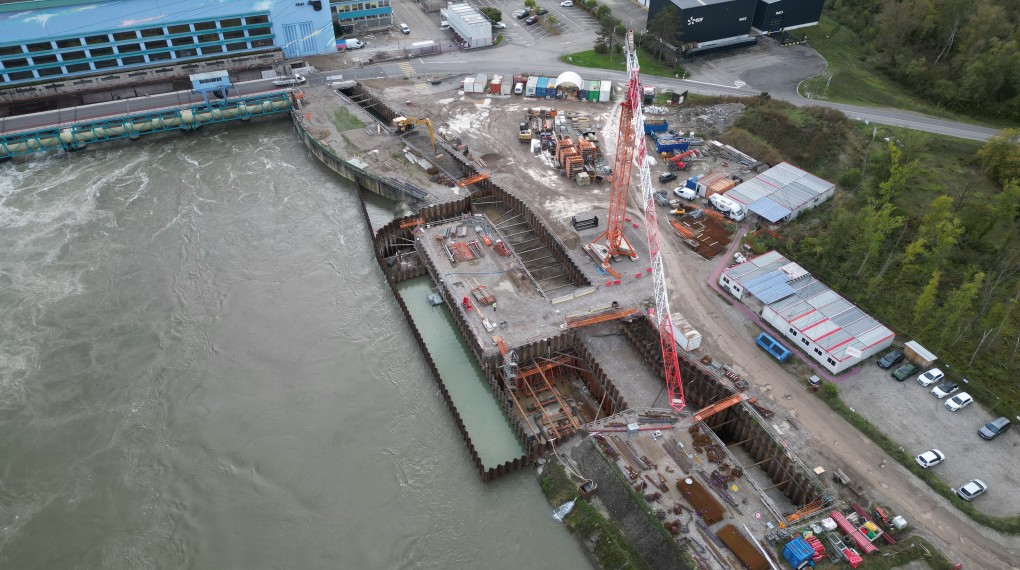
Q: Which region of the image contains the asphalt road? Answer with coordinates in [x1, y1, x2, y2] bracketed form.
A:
[1, 27, 1004, 142]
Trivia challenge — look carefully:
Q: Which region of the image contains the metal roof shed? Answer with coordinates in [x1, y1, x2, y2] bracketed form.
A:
[743, 270, 796, 304]
[748, 197, 791, 222]
[904, 340, 937, 368]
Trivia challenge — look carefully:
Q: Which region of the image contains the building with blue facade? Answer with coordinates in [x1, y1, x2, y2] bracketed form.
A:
[331, 0, 392, 35]
[0, 0, 336, 87]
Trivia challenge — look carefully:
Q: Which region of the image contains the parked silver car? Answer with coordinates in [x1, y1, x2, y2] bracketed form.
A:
[931, 380, 959, 399]
[956, 479, 988, 501]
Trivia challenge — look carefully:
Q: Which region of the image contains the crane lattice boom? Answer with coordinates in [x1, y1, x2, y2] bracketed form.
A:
[602, 31, 686, 411]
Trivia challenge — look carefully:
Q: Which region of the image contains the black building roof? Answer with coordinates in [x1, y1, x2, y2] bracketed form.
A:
[673, 0, 740, 8]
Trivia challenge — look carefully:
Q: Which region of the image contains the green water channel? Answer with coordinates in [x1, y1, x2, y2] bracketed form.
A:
[397, 278, 524, 468]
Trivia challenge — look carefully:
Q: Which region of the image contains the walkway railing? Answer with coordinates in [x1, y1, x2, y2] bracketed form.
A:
[1, 91, 293, 159]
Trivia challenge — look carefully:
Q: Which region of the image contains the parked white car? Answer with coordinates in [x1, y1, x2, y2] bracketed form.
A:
[944, 392, 974, 412]
[560, 0, 574, 5]
[916, 368, 944, 386]
[914, 449, 945, 469]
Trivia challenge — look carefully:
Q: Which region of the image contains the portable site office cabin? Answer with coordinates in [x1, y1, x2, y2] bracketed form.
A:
[599, 81, 611, 102]
[462, 76, 474, 93]
[526, 76, 539, 97]
[671, 314, 702, 351]
[474, 73, 487, 93]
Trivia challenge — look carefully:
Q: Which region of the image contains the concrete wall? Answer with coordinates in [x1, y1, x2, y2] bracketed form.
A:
[292, 114, 430, 204]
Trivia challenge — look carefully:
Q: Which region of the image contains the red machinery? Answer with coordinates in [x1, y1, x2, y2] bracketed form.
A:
[584, 31, 686, 411]
[667, 149, 697, 170]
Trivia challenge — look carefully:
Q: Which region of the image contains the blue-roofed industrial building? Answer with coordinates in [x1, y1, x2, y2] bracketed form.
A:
[720, 251, 894, 374]
[0, 0, 338, 88]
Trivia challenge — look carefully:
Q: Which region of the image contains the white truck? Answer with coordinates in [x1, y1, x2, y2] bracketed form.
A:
[709, 193, 746, 222]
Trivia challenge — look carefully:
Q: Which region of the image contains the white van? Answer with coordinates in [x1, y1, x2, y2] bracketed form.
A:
[513, 82, 524, 95]
[342, 38, 365, 49]
[399, 23, 411, 34]
[673, 186, 697, 200]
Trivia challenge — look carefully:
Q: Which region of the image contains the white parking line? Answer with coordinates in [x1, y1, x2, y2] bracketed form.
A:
[682, 79, 745, 90]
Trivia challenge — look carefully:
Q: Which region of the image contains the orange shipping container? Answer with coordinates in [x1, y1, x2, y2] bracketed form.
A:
[706, 178, 735, 198]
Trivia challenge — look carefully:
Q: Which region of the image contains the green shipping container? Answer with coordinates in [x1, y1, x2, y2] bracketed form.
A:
[588, 81, 599, 102]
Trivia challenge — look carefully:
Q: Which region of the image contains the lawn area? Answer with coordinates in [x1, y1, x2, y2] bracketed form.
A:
[330, 108, 365, 132]
[562, 48, 686, 79]
[798, 17, 1011, 127]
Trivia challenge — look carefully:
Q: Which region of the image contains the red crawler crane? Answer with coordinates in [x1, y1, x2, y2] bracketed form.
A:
[585, 31, 686, 411]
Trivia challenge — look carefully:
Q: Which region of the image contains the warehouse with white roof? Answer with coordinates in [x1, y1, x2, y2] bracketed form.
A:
[720, 251, 894, 374]
[446, 3, 492, 48]
[725, 162, 836, 223]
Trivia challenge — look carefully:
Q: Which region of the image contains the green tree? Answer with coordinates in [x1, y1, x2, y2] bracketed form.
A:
[877, 143, 920, 202]
[854, 200, 905, 281]
[524, 0, 537, 11]
[645, 6, 680, 62]
[913, 270, 941, 333]
[938, 270, 986, 350]
[594, 15, 621, 55]
[480, 7, 502, 23]
[976, 129, 1020, 186]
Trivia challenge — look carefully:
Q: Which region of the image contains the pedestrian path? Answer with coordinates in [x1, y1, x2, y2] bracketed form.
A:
[397, 61, 415, 78]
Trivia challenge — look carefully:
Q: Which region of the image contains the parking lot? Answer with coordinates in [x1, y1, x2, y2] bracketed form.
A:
[388, 0, 606, 47]
[838, 355, 1020, 517]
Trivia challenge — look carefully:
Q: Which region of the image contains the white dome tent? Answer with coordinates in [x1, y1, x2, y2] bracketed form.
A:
[554, 71, 583, 98]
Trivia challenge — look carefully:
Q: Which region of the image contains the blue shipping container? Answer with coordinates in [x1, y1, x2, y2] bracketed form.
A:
[644, 119, 668, 135]
[756, 332, 791, 362]
[654, 135, 689, 154]
[536, 77, 548, 98]
[782, 537, 815, 570]
[685, 175, 702, 190]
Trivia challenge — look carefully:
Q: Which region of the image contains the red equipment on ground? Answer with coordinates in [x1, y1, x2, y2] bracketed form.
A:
[667, 149, 696, 170]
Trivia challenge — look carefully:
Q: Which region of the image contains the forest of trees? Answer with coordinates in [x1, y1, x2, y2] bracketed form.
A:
[729, 102, 1020, 412]
[825, 0, 1020, 119]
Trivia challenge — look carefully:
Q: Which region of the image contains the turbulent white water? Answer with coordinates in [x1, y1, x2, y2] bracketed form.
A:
[0, 122, 588, 568]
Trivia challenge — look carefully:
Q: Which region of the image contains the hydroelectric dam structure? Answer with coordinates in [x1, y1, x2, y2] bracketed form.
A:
[0, 90, 296, 159]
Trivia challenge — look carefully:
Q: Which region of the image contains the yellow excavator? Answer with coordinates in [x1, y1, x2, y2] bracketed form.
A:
[392, 116, 436, 154]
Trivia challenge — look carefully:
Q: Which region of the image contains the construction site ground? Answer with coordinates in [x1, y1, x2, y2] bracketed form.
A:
[302, 79, 1020, 569]
[582, 410, 788, 570]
